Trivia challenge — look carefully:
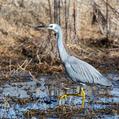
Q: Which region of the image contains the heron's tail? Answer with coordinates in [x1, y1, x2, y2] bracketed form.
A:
[99, 76, 112, 87]
[112, 80, 119, 87]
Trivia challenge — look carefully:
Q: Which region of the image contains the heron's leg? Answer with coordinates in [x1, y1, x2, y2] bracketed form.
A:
[80, 87, 86, 108]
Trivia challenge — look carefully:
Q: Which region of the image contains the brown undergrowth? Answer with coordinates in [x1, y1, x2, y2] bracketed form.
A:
[0, 0, 119, 84]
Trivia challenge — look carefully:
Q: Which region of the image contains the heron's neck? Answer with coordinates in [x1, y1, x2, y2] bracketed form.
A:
[57, 30, 69, 62]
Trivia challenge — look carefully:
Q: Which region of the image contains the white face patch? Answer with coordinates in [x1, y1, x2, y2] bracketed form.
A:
[48, 24, 59, 33]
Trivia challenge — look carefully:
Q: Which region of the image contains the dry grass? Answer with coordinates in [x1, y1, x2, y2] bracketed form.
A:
[0, 0, 119, 84]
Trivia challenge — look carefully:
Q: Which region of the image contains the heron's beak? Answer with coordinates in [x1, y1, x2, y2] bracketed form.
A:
[32, 24, 48, 30]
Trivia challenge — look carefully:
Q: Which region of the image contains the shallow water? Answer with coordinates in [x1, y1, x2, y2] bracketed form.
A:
[0, 72, 119, 118]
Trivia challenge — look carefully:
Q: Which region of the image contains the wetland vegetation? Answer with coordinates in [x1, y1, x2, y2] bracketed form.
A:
[0, 0, 119, 118]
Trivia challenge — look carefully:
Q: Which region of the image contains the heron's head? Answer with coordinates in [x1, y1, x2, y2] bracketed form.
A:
[47, 24, 61, 33]
[33, 24, 61, 33]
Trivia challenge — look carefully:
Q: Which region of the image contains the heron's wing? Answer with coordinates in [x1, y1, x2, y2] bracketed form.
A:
[65, 56, 112, 86]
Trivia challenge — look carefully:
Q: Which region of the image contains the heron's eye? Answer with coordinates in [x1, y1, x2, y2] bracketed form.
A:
[50, 25, 53, 27]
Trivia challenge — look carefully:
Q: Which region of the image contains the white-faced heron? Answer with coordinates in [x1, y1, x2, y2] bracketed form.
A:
[33, 24, 112, 107]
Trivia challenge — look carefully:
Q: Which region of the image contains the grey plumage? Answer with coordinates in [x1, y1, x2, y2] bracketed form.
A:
[65, 56, 112, 86]
[34, 24, 112, 87]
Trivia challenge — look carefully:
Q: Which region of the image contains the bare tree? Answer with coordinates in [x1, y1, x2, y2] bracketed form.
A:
[54, 0, 61, 24]
[48, 0, 52, 23]
[106, 0, 109, 40]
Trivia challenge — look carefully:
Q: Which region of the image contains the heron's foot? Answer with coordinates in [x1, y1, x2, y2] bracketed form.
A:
[58, 93, 79, 100]
[58, 93, 82, 100]
[58, 94, 68, 100]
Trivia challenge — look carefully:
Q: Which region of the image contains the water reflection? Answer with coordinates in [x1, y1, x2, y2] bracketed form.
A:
[0, 72, 119, 118]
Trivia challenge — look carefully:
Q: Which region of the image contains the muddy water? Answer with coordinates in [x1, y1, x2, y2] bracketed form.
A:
[0, 72, 119, 119]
